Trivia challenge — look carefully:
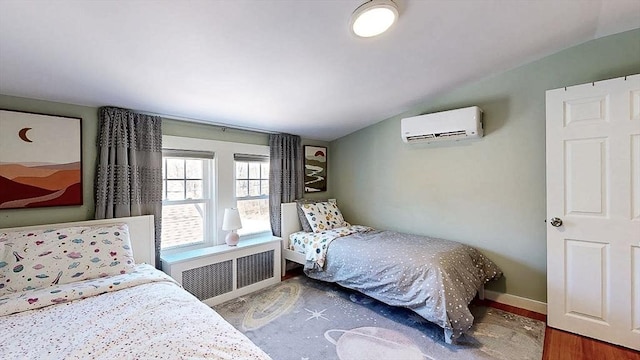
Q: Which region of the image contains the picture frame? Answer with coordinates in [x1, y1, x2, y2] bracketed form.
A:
[304, 145, 327, 193]
[0, 109, 82, 209]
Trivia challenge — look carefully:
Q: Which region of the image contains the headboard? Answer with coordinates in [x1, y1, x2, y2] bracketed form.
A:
[281, 202, 302, 248]
[0, 216, 156, 267]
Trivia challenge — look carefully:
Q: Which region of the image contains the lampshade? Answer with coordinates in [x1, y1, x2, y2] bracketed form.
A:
[222, 208, 242, 231]
[350, 0, 399, 38]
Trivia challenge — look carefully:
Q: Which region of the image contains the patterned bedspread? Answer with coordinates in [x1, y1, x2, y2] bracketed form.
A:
[0, 264, 271, 359]
[298, 228, 502, 343]
[289, 225, 373, 269]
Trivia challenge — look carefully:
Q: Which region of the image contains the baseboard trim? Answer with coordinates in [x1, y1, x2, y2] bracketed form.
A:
[484, 290, 547, 315]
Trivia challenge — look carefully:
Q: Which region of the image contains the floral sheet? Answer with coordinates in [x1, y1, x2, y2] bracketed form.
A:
[0, 264, 271, 359]
[288, 225, 373, 270]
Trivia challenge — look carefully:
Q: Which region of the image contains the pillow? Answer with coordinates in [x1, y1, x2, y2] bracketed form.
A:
[294, 199, 327, 232]
[0, 223, 136, 295]
[300, 201, 348, 233]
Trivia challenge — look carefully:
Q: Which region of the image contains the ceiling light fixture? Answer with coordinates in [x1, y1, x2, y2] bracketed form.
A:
[350, 0, 399, 38]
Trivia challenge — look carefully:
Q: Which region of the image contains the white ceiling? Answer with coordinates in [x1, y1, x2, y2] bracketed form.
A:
[0, 1, 638, 141]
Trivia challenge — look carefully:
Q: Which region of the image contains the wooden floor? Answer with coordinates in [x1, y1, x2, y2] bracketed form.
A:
[284, 269, 639, 360]
[475, 299, 640, 360]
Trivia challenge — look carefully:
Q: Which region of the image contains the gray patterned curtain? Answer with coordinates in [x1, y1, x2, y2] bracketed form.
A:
[95, 107, 163, 268]
[269, 134, 303, 237]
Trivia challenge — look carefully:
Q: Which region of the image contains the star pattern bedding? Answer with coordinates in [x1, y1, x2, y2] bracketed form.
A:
[0, 263, 271, 359]
[291, 226, 502, 343]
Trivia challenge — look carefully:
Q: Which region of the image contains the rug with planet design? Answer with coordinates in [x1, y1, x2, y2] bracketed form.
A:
[214, 275, 545, 360]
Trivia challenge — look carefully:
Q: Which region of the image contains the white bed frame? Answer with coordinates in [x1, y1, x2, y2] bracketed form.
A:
[0, 216, 156, 267]
[280, 200, 341, 275]
[280, 202, 306, 275]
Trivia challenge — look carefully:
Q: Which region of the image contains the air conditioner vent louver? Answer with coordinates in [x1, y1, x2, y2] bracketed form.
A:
[401, 106, 483, 144]
[436, 130, 467, 138]
[406, 134, 436, 141]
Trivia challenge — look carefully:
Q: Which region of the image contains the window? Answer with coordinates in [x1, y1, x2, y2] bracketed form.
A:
[161, 150, 214, 250]
[234, 154, 270, 236]
[161, 135, 270, 251]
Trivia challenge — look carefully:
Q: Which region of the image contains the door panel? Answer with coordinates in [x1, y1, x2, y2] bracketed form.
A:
[563, 95, 608, 126]
[564, 138, 607, 216]
[632, 135, 640, 220]
[546, 74, 640, 350]
[564, 239, 608, 322]
[633, 246, 640, 334]
[632, 90, 640, 121]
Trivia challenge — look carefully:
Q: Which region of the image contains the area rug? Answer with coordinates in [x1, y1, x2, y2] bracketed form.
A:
[214, 276, 545, 360]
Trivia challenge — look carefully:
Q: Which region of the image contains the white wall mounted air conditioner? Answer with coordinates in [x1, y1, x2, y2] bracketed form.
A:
[401, 106, 483, 144]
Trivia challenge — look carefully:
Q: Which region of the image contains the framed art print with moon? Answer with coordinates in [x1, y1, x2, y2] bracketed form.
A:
[0, 109, 82, 209]
[304, 145, 327, 193]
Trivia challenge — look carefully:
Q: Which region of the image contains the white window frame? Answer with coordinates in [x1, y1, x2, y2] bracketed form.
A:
[161, 135, 269, 253]
[234, 154, 271, 237]
[161, 150, 215, 253]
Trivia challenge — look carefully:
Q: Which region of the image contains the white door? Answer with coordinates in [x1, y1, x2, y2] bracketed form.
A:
[546, 74, 640, 350]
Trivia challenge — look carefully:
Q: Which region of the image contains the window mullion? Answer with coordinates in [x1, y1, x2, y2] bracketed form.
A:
[205, 159, 212, 245]
[182, 159, 187, 200]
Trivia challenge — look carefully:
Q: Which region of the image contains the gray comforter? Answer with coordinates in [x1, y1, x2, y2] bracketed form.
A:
[304, 229, 502, 343]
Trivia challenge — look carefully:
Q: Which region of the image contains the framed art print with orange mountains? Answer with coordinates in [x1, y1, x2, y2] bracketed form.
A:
[0, 109, 82, 209]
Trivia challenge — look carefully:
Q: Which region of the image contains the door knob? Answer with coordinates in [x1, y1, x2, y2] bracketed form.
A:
[549, 217, 563, 227]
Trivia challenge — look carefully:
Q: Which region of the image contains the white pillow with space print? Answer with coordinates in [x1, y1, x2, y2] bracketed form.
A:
[300, 201, 349, 233]
[0, 223, 135, 295]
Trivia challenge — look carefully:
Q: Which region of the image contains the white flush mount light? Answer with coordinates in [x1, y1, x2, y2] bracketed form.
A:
[350, 0, 399, 38]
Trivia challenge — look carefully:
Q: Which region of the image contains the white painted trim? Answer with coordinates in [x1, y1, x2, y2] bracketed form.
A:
[484, 289, 547, 315]
[162, 135, 269, 247]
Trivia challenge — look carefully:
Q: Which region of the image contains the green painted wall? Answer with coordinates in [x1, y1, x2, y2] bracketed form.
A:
[328, 29, 640, 303]
[0, 96, 329, 228]
[163, 118, 270, 145]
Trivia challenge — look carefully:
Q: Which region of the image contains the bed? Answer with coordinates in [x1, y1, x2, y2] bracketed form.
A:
[280, 200, 502, 344]
[0, 216, 271, 359]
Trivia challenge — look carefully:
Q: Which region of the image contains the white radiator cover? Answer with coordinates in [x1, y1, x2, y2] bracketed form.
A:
[161, 237, 281, 306]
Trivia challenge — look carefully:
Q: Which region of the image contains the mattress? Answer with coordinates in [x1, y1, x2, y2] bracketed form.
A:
[0, 264, 271, 359]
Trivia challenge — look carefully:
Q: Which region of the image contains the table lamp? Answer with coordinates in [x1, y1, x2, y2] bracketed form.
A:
[222, 208, 242, 246]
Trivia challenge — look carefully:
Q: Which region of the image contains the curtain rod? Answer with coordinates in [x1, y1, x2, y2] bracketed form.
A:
[134, 109, 279, 135]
